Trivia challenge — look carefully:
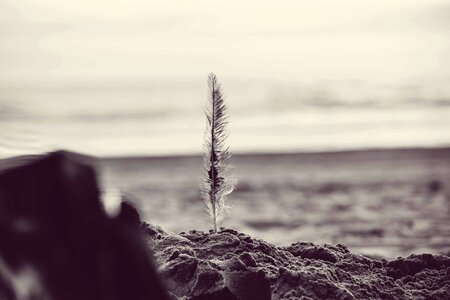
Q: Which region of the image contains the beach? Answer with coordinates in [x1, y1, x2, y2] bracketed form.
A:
[102, 147, 450, 259]
[2, 149, 449, 299]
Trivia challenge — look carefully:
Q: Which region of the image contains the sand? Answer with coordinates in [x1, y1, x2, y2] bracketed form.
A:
[142, 222, 450, 300]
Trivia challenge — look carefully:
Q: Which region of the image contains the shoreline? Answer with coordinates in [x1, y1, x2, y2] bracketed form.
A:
[101, 146, 450, 161]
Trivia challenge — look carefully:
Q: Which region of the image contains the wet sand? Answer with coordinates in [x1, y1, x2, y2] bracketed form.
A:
[102, 147, 450, 259]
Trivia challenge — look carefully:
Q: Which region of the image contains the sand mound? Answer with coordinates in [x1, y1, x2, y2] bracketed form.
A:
[142, 223, 450, 300]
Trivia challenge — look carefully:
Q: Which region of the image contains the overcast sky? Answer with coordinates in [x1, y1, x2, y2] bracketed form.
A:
[1, 0, 449, 85]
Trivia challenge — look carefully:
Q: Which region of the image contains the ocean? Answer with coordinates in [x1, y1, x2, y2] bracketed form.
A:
[101, 149, 450, 259]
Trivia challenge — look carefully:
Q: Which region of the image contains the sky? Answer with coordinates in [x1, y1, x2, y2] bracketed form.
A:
[0, 0, 450, 157]
[1, 0, 450, 85]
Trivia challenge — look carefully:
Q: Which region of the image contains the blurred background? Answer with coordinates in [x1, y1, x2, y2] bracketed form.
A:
[1, 0, 449, 258]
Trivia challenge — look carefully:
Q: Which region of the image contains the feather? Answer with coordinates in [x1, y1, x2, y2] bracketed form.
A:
[201, 73, 236, 233]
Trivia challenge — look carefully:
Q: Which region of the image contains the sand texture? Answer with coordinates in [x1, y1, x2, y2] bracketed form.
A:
[143, 222, 450, 300]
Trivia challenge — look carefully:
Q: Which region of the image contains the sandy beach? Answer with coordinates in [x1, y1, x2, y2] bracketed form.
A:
[101, 147, 450, 259]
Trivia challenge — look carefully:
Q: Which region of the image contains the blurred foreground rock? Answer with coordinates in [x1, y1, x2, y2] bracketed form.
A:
[0, 151, 169, 300]
[143, 223, 450, 300]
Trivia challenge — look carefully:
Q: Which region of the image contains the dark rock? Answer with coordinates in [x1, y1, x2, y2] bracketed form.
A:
[0, 151, 169, 300]
[117, 200, 141, 227]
